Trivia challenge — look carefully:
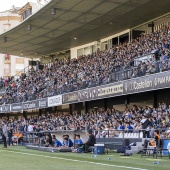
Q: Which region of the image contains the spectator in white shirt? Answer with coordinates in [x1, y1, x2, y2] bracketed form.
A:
[28, 123, 34, 132]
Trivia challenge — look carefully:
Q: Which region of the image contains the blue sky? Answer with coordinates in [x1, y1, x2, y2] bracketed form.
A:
[0, 0, 37, 12]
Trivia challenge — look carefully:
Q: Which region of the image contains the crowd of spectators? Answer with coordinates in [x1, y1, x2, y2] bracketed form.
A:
[0, 102, 170, 141]
[1, 25, 170, 104]
[0, 77, 12, 89]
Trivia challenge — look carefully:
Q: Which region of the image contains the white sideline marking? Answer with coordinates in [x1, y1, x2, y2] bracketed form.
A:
[0, 150, 147, 170]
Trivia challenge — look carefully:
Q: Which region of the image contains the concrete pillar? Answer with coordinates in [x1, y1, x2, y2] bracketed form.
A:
[23, 111, 27, 119]
[70, 48, 78, 59]
[69, 104, 73, 115]
[153, 91, 158, 108]
[104, 98, 107, 111]
[39, 109, 42, 116]
[10, 55, 16, 76]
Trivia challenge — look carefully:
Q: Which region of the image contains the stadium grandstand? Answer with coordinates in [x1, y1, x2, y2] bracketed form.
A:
[0, 0, 170, 170]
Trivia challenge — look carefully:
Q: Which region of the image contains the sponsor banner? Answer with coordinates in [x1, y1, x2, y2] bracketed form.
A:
[23, 101, 39, 110]
[77, 83, 123, 102]
[97, 82, 123, 98]
[1, 105, 10, 113]
[11, 103, 23, 112]
[123, 75, 154, 94]
[123, 71, 170, 95]
[153, 71, 170, 89]
[38, 98, 48, 108]
[78, 88, 98, 102]
[48, 95, 62, 107]
[62, 92, 78, 104]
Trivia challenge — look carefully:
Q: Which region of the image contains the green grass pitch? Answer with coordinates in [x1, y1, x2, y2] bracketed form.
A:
[0, 146, 169, 170]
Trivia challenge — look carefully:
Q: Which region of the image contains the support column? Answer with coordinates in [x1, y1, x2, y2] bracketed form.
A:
[153, 91, 157, 108]
[125, 95, 129, 106]
[23, 111, 27, 119]
[39, 109, 42, 116]
[85, 101, 88, 114]
[6, 113, 9, 120]
[55, 106, 57, 112]
[104, 98, 107, 111]
[151, 22, 154, 33]
[129, 31, 131, 42]
[69, 104, 73, 115]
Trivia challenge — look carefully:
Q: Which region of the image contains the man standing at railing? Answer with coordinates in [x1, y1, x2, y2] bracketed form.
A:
[2, 121, 7, 148]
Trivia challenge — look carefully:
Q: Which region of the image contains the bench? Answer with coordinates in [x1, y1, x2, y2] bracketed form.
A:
[26, 145, 72, 152]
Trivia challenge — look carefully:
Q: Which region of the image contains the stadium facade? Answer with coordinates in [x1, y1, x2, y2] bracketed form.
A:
[0, 0, 170, 119]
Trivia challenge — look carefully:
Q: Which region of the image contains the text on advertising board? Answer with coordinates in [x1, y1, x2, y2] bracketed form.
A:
[48, 95, 62, 107]
[98, 83, 123, 97]
[38, 99, 47, 108]
[123, 76, 153, 94]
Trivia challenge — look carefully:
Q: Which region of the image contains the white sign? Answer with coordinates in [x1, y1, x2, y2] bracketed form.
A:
[48, 95, 62, 107]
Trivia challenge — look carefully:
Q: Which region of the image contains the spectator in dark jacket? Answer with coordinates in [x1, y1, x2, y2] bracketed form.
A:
[8, 126, 13, 146]
[83, 129, 96, 153]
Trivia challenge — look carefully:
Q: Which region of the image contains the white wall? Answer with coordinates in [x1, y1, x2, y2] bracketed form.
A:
[30, 2, 41, 14]
[0, 19, 20, 33]
[84, 47, 91, 55]
[24, 57, 29, 68]
[70, 41, 97, 59]
[10, 56, 16, 76]
[71, 48, 78, 59]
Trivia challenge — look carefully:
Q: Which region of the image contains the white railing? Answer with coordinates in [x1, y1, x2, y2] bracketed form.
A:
[134, 54, 152, 66]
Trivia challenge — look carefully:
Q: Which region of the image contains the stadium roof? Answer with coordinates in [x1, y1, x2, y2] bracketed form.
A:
[0, 0, 170, 58]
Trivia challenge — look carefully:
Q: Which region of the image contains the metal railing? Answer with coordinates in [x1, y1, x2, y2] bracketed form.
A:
[0, 128, 168, 149]
[94, 129, 150, 139]
[17, 130, 84, 146]
[134, 54, 152, 66]
[6, 129, 162, 146]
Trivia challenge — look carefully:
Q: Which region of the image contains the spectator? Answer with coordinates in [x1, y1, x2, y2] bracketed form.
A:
[8, 125, 13, 146]
[75, 135, 83, 148]
[52, 135, 62, 147]
[83, 129, 96, 153]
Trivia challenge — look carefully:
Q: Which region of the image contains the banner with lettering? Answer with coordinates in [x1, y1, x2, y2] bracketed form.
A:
[22, 100, 39, 110]
[38, 98, 48, 108]
[48, 95, 62, 107]
[11, 103, 23, 112]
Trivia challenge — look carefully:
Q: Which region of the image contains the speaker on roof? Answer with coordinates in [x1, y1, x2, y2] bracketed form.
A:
[51, 8, 56, 15]
[28, 25, 31, 31]
[3, 37, 7, 43]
